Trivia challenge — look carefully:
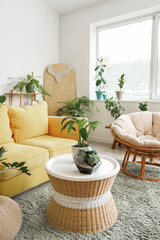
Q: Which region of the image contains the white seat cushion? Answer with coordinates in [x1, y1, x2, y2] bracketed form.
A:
[111, 112, 160, 148]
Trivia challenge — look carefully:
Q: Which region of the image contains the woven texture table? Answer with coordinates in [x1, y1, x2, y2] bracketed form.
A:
[45, 154, 120, 234]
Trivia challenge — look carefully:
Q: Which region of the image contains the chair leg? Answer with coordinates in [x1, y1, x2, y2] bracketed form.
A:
[141, 156, 146, 179]
[112, 139, 117, 149]
[122, 150, 128, 168]
[123, 151, 130, 171]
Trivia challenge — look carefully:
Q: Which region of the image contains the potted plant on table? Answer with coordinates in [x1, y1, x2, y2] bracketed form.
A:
[105, 97, 125, 120]
[61, 117, 100, 156]
[13, 72, 51, 98]
[95, 57, 107, 100]
[139, 101, 148, 111]
[116, 74, 126, 100]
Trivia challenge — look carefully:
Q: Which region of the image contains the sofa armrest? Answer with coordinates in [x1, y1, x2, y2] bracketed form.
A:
[48, 116, 77, 140]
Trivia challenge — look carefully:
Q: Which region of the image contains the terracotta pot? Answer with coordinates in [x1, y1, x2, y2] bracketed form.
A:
[115, 90, 124, 100]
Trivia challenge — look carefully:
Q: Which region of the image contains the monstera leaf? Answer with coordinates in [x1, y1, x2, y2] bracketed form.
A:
[0, 95, 6, 104]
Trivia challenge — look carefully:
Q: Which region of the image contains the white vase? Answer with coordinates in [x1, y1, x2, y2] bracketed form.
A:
[115, 90, 124, 100]
[71, 143, 90, 158]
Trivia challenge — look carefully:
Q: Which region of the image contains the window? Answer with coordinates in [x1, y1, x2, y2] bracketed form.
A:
[94, 14, 160, 100]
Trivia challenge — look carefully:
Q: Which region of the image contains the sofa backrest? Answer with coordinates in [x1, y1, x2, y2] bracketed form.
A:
[8, 101, 48, 142]
[0, 105, 14, 144]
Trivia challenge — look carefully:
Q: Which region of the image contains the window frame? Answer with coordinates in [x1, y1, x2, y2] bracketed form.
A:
[95, 13, 160, 100]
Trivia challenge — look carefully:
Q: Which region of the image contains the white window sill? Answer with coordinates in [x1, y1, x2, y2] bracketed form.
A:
[93, 99, 160, 103]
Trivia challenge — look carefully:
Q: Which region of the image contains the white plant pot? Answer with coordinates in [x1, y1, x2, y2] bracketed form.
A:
[71, 143, 90, 158]
[115, 91, 124, 100]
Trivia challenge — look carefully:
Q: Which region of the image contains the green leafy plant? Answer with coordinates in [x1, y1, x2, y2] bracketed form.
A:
[139, 101, 148, 111]
[105, 97, 125, 119]
[0, 146, 31, 175]
[56, 96, 99, 117]
[95, 57, 107, 91]
[118, 74, 125, 90]
[0, 95, 6, 104]
[61, 117, 100, 147]
[13, 72, 51, 97]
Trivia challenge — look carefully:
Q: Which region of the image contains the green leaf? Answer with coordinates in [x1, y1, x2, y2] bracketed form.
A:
[78, 119, 87, 128]
[79, 128, 88, 141]
[99, 71, 102, 77]
[16, 162, 26, 167]
[95, 66, 99, 71]
[101, 77, 106, 84]
[11, 162, 19, 167]
[1, 162, 9, 167]
[0, 95, 6, 104]
[102, 64, 106, 67]
[68, 121, 75, 134]
[100, 68, 104, 72]
[96, 80, 101, 86]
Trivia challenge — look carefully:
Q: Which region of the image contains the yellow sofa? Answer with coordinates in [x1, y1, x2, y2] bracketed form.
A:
[0, 102, 76, 197]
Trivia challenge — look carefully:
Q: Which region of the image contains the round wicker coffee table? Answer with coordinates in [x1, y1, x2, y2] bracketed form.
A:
[45, 153, 120, 234]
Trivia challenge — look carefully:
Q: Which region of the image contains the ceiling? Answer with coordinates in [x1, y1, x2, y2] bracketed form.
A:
[43, 0, 105, 14]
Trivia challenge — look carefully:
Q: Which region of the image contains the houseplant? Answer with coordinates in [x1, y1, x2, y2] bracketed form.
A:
[95, 57, 107, 100]
[13, 72, 51, 98]
[105, 97, 125, 119]
[73, 147, 101, 174]
[139, 101, 148, 111]
[61, 117, 100, 156]
[56, 96, 99, 117]
[116, 74, 125, 100]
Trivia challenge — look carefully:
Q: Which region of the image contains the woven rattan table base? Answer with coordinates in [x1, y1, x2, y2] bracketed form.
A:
[46, 175, 118, 234]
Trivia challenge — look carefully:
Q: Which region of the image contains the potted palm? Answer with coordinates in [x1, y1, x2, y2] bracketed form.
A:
[56, 96, 99, 117]
[116, 74, 125, 100]
[61, 117, 100, 156]
[95, 57, 107, 100]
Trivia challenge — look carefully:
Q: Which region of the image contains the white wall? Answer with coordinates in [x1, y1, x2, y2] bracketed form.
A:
[0, 0, 59, 105]
[59, 0, 160, 143]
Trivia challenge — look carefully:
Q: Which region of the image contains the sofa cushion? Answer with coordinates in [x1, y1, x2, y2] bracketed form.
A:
[0, 105, 14, 144]
[0, 143, 49, 180]
[8, 101, 48, 142]
[19, 135, 76, 158]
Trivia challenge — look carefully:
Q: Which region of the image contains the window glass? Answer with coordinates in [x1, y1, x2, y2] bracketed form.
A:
[98, 19, 152, 99]
[157, 18, 160, 95]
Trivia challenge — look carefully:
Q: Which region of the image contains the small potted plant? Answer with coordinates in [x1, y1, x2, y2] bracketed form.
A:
[61, 117, 100, 156]
[105, 97, 125, 119]
[116, 74, 125, 100]
[95, 57, 107, 100]
[73, 147, 101, 174]
[13, 72, 51, 97]
[139, 101, 148, 111]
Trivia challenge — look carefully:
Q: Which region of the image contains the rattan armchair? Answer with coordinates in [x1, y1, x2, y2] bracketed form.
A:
[111, 112, 160, 181]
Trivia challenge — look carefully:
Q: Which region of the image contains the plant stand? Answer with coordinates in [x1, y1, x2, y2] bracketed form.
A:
[105, 125, 121, 149]
[5, 90, 46, 107]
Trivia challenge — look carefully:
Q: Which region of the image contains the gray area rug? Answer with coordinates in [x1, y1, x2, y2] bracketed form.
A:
[14, 161, 160, 240]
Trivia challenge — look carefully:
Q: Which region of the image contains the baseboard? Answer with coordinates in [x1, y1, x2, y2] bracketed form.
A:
[88, 136, 113, 144]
